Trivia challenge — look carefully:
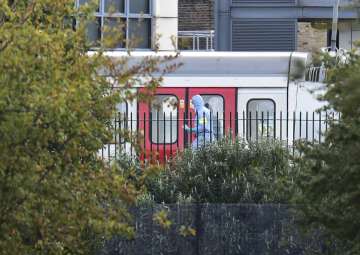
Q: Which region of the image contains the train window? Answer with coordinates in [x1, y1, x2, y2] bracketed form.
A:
[247, 99, 275, 141]
[151, 95, 178, 144]
[115, 102, 128, 144]
[201, 95, 224, 140]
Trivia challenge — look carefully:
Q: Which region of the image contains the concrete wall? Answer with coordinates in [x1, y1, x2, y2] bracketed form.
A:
[152, 0, 178, 51]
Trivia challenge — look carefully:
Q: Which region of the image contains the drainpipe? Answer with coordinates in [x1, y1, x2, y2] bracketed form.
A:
[331, 0, 340, 51]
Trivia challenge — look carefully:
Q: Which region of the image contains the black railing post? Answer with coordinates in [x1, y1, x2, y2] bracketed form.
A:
[143, 112, 146, 161]
[299, 112, 302, 139]
[196, 111, 199, 149]
[203, 112, 206, 147]
[156, 110, 159, 161]
[163, 111, 166, 163]
[280, 111, 283, 141]
[210, 111, 213, 143]
[306, 112, 309, 141]
[312, 111, 315, 144]
[319, 112, 322, 143]
[216, 112, 219, 141]
[170, 112, 173, 159]
[130, 112, 133, 158]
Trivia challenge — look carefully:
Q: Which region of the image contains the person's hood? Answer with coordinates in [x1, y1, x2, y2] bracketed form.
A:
[191, 95, 204, 112]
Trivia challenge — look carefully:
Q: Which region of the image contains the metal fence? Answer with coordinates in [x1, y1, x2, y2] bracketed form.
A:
[178, 30, 215, 51]
[99, 111, 340, 162]
[306, 66, 327, 82]
[98, 204, 328, 255]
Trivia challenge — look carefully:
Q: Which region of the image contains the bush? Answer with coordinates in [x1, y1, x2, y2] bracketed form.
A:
[146, 138, 297, 204]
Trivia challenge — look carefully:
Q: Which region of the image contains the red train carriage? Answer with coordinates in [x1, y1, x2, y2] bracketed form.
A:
[100, 52, 330, 162]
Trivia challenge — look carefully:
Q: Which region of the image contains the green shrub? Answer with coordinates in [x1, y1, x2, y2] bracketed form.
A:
[146, 138, 297, 204]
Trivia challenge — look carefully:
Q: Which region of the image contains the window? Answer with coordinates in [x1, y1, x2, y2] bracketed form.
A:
[114, 102, 128, 144]
[247, 99, 275, 141]
[78, 0, 151, 49]
[151, 95, 178, 144]
[201, 95, 224, 140]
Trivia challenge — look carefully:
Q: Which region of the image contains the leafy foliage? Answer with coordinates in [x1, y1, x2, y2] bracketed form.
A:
[0, 1, 178, 254]
[294, 52, 360, 254]
[146, 138, 297, 204]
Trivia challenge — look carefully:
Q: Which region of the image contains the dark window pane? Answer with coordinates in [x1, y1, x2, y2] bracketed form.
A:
[86, 18, 101, 46]
[103, 18, 126, 48]
[129, 0, 150, 14]
[79, 0, 99, 12]
[128, 18, 151, 48]
[104, 0, 125, 13]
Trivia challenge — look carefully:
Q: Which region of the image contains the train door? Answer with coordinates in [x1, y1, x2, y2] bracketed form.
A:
[187, 88, 237, 147]
[237, 88, 287, 142]
[138, 88, 186, 161]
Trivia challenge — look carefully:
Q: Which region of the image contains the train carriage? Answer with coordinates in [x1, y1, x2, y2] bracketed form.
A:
[100, 51, 331, 161]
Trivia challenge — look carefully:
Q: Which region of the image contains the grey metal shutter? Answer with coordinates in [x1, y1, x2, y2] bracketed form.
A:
[231, 19, 296, 51]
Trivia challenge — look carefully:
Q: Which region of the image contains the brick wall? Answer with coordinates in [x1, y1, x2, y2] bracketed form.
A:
[297, 22, 327, 52]
[178, 0, 214, 31]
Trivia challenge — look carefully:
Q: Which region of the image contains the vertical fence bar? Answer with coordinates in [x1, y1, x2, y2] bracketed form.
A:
[266, 111, 270, 139]
[230, 111, 232, 139]
[136, 110, 139, 160]
[157, 110, 159, 161]
[130, 112, 133, 158]
[196, 111, 199, 149]
[280, 111, 283, 141]
[216, 112, 219, 141]
[210, 111, 213, 142]
[119, 112, 122, 152]
[203, 112, 206, 147]
[143, 112, 146, 161]
[235, 111, 239, 138]
[286, 112, 289, 149]
[312, 111, 315, 144]
[114, 112, 117, 159]
[163, 112, 166, 163]
[249, 111, 252, 141]
[189, 112, 193, 147]
[319, 111, 322, 144]
[325, 112, 328, 133]
[242, 111, 245, 139]
[176, 111, 179, 151]
[150, 111, 153, 161]
[170, 112, 173, 159]
[273, 111, 276, 139]
[261, 111, 264, 138]
[306, 112, 309, 141]
[256, 111, 259, 142]
[183, 111, 186, 149]
[223, 111, 225, 138]
[299, 112, 302, 139]
[292, 112, 296, 155]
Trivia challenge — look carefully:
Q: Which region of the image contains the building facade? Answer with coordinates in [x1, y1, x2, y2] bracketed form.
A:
[80, 0, 178, 51]
[215, 0, 360, 52]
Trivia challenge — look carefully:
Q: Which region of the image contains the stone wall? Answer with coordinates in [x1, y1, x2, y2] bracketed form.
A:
[297, 22, 327, 52]
[178, 0, 214, 31]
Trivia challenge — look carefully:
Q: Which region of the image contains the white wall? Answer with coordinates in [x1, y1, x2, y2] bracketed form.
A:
[152, 0, 178, 51]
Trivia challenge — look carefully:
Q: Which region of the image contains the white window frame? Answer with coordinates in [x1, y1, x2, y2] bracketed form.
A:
[76, 0, 152, 50]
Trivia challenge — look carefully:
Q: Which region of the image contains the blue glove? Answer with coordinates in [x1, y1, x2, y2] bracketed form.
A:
[184, 124, 191, 131]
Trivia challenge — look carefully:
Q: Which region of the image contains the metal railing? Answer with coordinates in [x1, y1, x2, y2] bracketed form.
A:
[306, 66, 327, 82]
[99, 111, 340, 162]
[178, 30, 215, 51]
